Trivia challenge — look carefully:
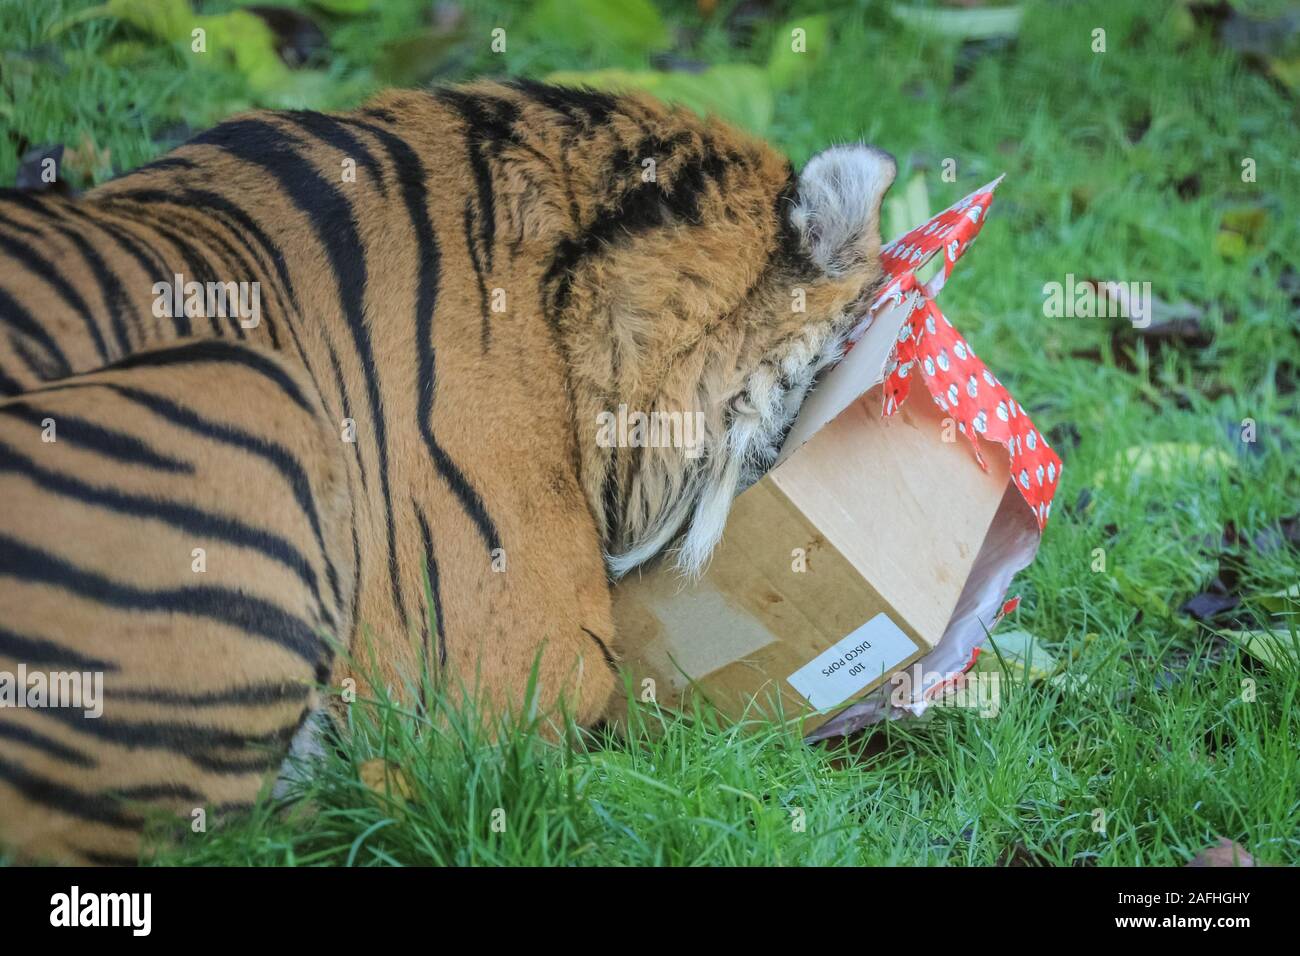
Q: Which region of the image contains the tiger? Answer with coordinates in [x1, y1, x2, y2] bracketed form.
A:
[0, 79, 896, 864]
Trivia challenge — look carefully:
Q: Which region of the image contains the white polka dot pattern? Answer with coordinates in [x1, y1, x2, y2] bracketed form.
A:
[873, 177, 1062, 531]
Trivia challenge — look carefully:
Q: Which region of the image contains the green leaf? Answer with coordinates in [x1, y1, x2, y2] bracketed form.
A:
[1264, 56, 1300, 95]
[1220, 628, 1300, 669]
[547, 64, 774, 133]
[1111, 567, 1179, 624]
[51, 0, 193, 41]
[1094, 443, 1236, 486]
[101, 40, 153, 67]
[1259, 585, 1300, 615]
[1048, 671, 1092, 693]
[306, 0, 374, 14]
[767, 14, 830, 90]
[975, 629, 1059, 682]
[889, 3, 1024, 40]
[1215, 206, 1268, 261]
[55, 0, 333, 104]
[885, 172, 930, 244]
[527, 0, 670, 58]
[203, 10, 296, 96]
[375, 29, 468, 86]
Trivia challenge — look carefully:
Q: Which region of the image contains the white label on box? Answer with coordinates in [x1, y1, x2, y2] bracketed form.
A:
[786, 613, 919, 712]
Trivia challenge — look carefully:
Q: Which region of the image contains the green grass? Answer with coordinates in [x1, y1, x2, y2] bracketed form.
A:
[3, 0, 1299, 866]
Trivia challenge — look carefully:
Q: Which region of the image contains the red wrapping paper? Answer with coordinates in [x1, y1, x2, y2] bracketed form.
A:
[867, 177, 1062, 531]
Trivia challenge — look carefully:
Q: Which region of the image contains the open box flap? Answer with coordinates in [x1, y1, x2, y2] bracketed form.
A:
[774, 292, 920, 466]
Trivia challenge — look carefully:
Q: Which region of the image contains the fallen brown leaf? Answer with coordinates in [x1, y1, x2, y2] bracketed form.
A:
[63, 133, 111, 183]
[1187, 837, 1254, 867]
[358, 757, 414, 807]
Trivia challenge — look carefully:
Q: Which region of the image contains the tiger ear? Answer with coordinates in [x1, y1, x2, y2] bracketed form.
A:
[788, 144, 897, 278]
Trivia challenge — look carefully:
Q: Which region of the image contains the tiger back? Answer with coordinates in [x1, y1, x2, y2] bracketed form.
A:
[0, 80, 897, 863]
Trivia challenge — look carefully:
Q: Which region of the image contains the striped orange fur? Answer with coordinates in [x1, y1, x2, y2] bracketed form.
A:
[0, 81, 895, 862]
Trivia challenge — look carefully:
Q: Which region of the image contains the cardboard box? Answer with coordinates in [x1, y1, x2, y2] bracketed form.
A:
[611, 179, 1060, 738]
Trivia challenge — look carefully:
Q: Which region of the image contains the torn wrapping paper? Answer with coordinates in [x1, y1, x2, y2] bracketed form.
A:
[811, 176, 1062, 738]
[874, 177, 1060, 528]
[610, 176, 1063, 740]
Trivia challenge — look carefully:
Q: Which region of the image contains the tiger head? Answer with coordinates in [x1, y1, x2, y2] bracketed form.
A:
[548, 94, 896, 579]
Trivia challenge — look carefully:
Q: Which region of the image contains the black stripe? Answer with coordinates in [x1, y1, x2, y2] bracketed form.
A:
[32, 213, 135, 355]
[71, 206, 171, 282]
[434, 89, 513, 272]
[0, 436, 326, 612]
[0, 363, 23, 396]
[280, 110, 388, 198]
[0, 625, 119, 671]
[106, 782, 206, 802]
[161, 191, 297, 348]
[0, 203, 46, 238]
[195, 228, 280, 345]
[0, 720, 97, 768]
[32, 705, 301, 773]
[159, 202, 288, 349]
[107, 187, 357, 495]
[35, 199, 197, 345]
[0, 755, 143, 830]
[773, 169, 816, 275]
[0, 400, 193, 473]
[0, 189, 60, 224]
[92, 195, 264, 341]
[102, 188, 337, 436]
[509, 79, 618, 127]
[118, 155, 197, 178]
[336, 116, 504, 557]
[84, 201, 196, 336]
[414, 500, 447, 668]
[108, 203, 268, 343]
[602, 447, 622, 551]
[57, 204, 174, 323]
[330, 347, 366, 493]
[102, 340, 316, 415]
[581, 627, 619, 672]
[348, 475, 363, 639]
[100, 382, 344, 615]
[464, 199, 492, 353]
[0, 216, 110, 362]
[163, 228, 257, 340]
[115, 189, 304, 352]
[8, 331, 63, 381]
[0, 533, 327, 669]
[111, 680, 312, 706]
[104, 205, 227, 337]
[193, 118, 409, 627]
[418, 352, 503, 553]
[543, 131, 724, 323]
[0, 286, 72, 377]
